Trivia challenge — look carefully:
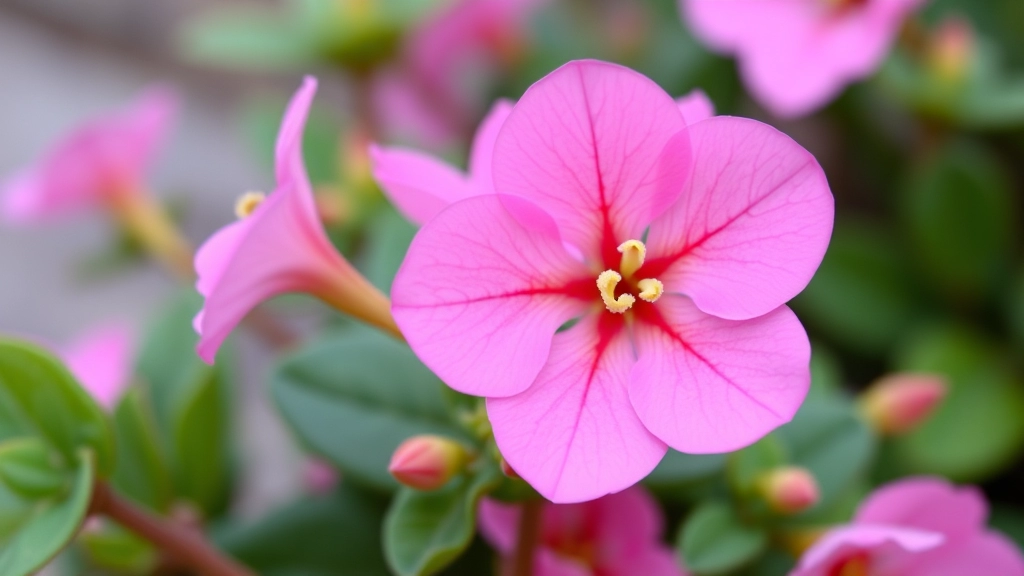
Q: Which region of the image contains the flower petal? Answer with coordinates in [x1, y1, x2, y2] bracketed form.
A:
[677, 89, 715, 125]
[855, 477, 986, 542]
[492, 60, 689, 263]
[393, 194, 591, 397]
[629, 296, 810, 453]
[63, 323, 135, 411]
[901, 532, 1024, 576]
[274, 76, 320, 221]
[793, 524, 945, 576]
[487, 316, 667, 503]
[644, 116, 833, 321]
[370, 145, 477, 225]
[468, 99, 515, 193]
[478, 499, 520, 554]
[590, 487, 685, 575]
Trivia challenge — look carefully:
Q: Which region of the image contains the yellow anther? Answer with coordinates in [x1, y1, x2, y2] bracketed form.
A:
[617, 239, 646, 278]
[638, 278, 664, 303]
[234, 191, 266, 219]
[597, 270, 635, 314]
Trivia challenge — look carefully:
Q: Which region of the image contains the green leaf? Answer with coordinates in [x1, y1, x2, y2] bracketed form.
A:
[0, 438, 66, 499]
[901, 140, 1016, 301]
[775, 398, 876, 511]
[889, 325, 1024, 481]
[272, 328, 471, 491]
[360, 207, 418, 294]
[728, 435, 786, 495]
[219, 482, 391, 576]
[793, 221, 923, 357]
[990, 506, 1024, 550]
[80, 523, 158, 575]
[110, 388, 173, 512]
[808, 343, 843, 400]
[0, 339, 115, 475]
[0, 450, 94, 576]
[645, 450, 727, 495]
[179, 5, 318, 71]
[1009, 268, 1024, 352]
[679, 500, 768, 575]
[136, 291, 233, 515]
[384, 466, 502, 576]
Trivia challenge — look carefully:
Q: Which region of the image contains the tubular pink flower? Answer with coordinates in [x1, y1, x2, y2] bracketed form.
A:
[63, 323, 135, 411]
[479, 486, 687, 576]
[1, 86, 177, 222]
[794, 476, 1024, 576]
[391, 60, 833, 502]
[681, 0, 926, 118]
[676, 90, 715, 124]
[194, 77, 397, 363]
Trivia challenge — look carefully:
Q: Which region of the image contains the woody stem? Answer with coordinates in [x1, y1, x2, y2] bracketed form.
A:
[510, 498, 543, 576]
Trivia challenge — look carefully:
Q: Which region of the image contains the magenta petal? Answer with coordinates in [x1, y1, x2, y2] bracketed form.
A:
[492, 60, 689, 260]
[794, 524, 945, 576]
[467, 99, 515, 193]
[478, 499, 520, 554]
[63, 323, 135, 411]
[902, 532, 1024, 576]
[647, 116, 833, 321]
[629, 296, 810, 453]
[370, 145, 478, 225]
[392, 194, 590, 397]
[591, 488, 686, 575]
[487, 317, 667, 503]
[855, 477, 987, 541]
[677, 90, 715, 125]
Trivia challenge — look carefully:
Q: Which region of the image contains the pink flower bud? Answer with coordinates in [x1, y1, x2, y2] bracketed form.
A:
[759, 467, 821, 514]
[303, 459, 340, 494]
[860, 373, 947, 436]
[388, 435, 470, 491]
[928, 17, 975, 83]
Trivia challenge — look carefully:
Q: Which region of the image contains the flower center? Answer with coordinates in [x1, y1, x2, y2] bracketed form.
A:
[820, 0, 868, 11]
[829, 554, 870, 576]
[234, 191, 266, 219]
[596, 239, 664, 314]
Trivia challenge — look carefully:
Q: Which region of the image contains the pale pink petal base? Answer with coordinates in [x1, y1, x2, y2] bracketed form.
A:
[629, 296, 810, 454]
[63, 323, 135, 411]
[370, 145, 478, 225]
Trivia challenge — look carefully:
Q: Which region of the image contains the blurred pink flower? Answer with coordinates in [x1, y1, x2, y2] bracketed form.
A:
[1, 86, 177, 222]
[794, 476, 1024, 576]
[194, 77, 396, 363]
[371, 90, 713, 226]
[480, 487, 687, 576]
[391, 60, 833, 502]
[681, 0, 925, 118]
[302, 459, 340, 494]
[63, 323, 135, 411]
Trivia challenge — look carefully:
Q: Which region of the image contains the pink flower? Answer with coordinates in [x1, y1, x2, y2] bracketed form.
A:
[681, 0, 925, 118]
[63, 323, 135, 411]
[794, 476, 1024, 576]
[1, 86, 177, 222]
[480, 487, 687, 576]
[371, 90, 715, 226]
[194, 77, 397, 363]
[390, 60, 833, 502]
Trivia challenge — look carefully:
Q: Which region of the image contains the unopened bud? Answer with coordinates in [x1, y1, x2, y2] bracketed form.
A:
[860, 373, 947, 436]
[303, 459, 340, 494]
[389, 435, 470, 491]
[928, 17, 975, 83]
[499, 457, 519, 479]
[758, 467, 820, 514]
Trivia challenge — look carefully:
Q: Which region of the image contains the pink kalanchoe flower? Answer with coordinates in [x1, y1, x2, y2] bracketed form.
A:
[793, 476, 1024, 576]
[480, 486, 687, 576]
[371, 90, 714, 227]
[1, 86, 177, 222]
[681, 0, 925, 118]
[193, 76, 398, 363]
[63, 323, 135, 411]
[391, 60, 833, 502]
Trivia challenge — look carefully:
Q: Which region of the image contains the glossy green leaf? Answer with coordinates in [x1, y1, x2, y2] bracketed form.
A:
[136, 291, 233, 515]
[219, 482, 391, 576]
[0, 339, 114, 475]
[902, 140, 1015, 300]
[80, 523, 158, 575]
[110, 388, 172, 512]
[889, 326, 1024, 481]
[384, 466, 502, 576]
[272, 328, 471, 491]
[0, 438, 66, 499]
[0, 450, 94, 576]
[679, 500, 768, 575]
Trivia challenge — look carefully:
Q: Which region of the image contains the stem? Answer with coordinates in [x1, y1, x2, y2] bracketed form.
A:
[107, 186, 195, 281]
[90, 482, 255, 576]
[510, 499, 543, 576]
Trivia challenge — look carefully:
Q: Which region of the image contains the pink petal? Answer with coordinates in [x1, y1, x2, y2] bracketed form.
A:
[486, 316, 667, 503]
[478, 499, 520, 553]
[793, 524, 945, 576]
[628, 296, 811, 453]
[63, 323, 135, 411]
[370, 145, 477, 225]
[491, 60, 690, 262]
[1, 170, 45, 222]
[535, 551, 593, 576]
[590, 487, 686, 575]
[901, 532, 1024, 576]
[467, 99, 515, 193]
[392, 194, 591, 397]
[676, 90, 715, 125]
[855, 477, 987, 542]
[644, 116, 833, 321]
[618, 549, 687, 576]
[274, 76, 320, 221]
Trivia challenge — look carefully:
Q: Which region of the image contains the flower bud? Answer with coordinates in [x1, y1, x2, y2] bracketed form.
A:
[757, 467, 820, 514]
[389, 435, 470, 491]
[859, 373, 947, 436]
[928, 17, 975, 83]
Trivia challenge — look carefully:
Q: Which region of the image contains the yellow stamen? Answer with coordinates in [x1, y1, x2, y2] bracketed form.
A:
[617, 240, 646, 278]
[234, 191, 266, 219]
[637, 278, 664, 303]
[597, 270, 635, 314]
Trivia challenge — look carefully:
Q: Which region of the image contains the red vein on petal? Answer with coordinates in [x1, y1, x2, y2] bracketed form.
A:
[576, 64, 622, 269]
[394, 277, 596, 309]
